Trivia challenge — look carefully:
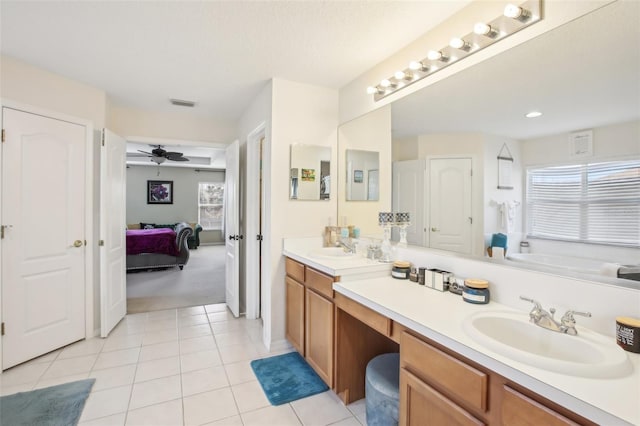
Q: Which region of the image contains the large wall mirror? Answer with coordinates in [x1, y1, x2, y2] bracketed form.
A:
[337, 1, 640, 286]
[290, 144, 331, 201]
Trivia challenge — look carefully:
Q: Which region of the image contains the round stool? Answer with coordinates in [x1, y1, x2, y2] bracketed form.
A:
[365, 353, 400, 426]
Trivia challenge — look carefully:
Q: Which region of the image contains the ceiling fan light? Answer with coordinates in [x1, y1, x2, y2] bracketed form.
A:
[151, 156, 166, 165]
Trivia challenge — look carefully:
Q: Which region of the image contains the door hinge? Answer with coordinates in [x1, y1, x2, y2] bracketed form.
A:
[1, 129, 5, 142]
[257, 234, 263, 241]
[1, 226, 3, 239]
[470, 169, 473, 176]
[469, 217, 473, 224]
[101, 130, 105, 147]
[1, 322, 5, 336]
[98, 240, 105, 246]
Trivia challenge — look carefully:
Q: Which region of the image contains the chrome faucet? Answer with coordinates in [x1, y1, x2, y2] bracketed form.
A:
[520, 296, 591, 336]
[336, 238, 357, 254]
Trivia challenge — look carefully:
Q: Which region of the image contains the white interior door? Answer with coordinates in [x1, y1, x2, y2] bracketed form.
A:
[1, 107, 86, 369]
[392, 160, 425, 246]
[225, 140, 240, 317]
[100, 129, 127, 337]
[429, 158, 472, 254]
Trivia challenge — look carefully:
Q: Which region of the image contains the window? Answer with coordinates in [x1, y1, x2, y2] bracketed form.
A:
[526, 159, 640, 246]
[198, 182, 224, 230]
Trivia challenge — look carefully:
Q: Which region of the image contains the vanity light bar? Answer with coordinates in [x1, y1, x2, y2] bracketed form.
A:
[368, 0, 542, 101]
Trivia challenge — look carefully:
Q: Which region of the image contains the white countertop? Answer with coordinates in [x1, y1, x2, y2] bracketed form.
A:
[283, 237, 640, 424]
[334, 277, 640, 426]
[282, 237, 392, 279]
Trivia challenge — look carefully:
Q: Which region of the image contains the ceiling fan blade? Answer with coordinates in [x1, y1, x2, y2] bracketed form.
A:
[128, 152, 151, 158]
[137, 150, 153, 155]
[167, 155, 190, 162]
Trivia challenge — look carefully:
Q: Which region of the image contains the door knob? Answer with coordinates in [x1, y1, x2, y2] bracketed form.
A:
[431, 227, 440, 232]
[73, 240, 83, 247]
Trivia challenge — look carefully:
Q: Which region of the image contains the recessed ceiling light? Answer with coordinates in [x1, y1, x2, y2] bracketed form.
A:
[525, 111, 543, 118]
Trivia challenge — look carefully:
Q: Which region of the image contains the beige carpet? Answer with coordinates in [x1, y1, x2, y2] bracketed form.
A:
[126, 245, 226, 313]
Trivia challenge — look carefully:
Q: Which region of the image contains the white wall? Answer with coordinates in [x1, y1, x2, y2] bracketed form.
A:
[338, 105, 392, 236]
[483, 135, 523, 252]
[1, 55, 107, 127]
[268, 79, 339, 345]
[126, 165, 225, 243]
[338, 1, 614, 124]
[519, 119, 640, 264]
[107, 105, 237, 144]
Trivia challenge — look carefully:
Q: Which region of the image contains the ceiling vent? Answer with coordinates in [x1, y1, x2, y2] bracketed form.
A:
[169, 98, 196, 107]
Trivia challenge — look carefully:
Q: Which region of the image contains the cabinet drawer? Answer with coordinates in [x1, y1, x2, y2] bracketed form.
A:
[306, 267, 334, 299]
[401, 332, 487, 413]
[502, 386, 580, 426]
[334, 293, 391, 337]
[285, 257, 305, 282]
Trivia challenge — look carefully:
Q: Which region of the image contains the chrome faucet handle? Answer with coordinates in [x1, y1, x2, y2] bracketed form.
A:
[561, 310, 592, 322]
[520, 296, 544, 322]
[520, 296, 542, 311]
[560, 310, 591, 335]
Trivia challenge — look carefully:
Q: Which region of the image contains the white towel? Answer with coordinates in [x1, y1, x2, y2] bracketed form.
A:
[600, 262, 621, 277]
[491, 247, 505, 259]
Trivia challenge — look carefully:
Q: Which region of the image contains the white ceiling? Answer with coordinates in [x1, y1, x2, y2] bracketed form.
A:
[0, 0, 471, 122]
[391, 1, 640, 140]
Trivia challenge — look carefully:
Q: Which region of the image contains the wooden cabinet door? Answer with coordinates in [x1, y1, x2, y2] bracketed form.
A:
[400, 368, 485, 426]
[501, 386, 580, 426]
[285, 276, 305, 355]
[305, 288, 334, 387]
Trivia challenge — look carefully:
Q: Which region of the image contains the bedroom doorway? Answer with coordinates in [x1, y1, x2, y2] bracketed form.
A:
[124, 138, 228, 314]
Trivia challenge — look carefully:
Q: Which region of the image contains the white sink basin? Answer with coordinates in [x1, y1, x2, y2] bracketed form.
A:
[307, 247, 356, 260]
[463, 310, 632, 378]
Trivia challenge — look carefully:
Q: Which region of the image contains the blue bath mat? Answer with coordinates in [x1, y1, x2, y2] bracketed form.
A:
[250, 351, 329, 405]
[0, 378, 95, 426]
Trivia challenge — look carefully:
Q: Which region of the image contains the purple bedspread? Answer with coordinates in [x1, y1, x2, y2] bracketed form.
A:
[126, 228, 180, 256]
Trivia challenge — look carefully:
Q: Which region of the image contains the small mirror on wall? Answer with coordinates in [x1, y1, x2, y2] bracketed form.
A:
[289, 144, 331, 200]
[345, 149, 379, 201]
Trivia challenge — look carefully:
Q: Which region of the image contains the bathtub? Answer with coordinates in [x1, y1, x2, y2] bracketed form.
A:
[506, 253, 606, 275]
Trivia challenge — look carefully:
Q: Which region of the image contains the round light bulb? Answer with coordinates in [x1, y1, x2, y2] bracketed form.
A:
[504, 4, 523, 18]
[525, 111, 543, 118]
[394, 71, 406, 80]
[449, 37, 465, 49]
[366, 86, 377, 95]
[427, 50, 442, 61]
[380, 79, 391, 88]
[409, 61, 423, 71]
[474, 22, 491, 35]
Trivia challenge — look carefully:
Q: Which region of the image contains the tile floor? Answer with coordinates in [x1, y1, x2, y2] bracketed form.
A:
[0, 304, 367, 426]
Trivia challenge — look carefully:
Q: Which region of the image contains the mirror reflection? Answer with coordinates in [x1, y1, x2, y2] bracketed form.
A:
[345, 149, 379, 201]
[338, 1, 640, 284]
[289, 144, 331, 201]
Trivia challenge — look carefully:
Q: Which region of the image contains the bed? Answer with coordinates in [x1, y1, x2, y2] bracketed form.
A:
[126, 222, 193, 271]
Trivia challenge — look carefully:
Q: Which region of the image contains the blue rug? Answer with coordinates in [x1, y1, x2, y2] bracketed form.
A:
[0, 378, 95, 426]
[250, 352, 329, 405]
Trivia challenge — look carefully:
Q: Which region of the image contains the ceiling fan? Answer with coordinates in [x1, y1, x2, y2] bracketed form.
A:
[137, 145, 189, 164]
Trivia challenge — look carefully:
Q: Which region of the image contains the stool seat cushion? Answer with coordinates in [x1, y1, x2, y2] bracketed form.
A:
[366, 353, 400, 426]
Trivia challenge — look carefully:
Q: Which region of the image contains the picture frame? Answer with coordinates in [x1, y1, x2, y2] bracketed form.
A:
[354, 170, 363, 183]
[147, 180, 173, 204]
[301, 168, 315, 182]
[497, 143, 514, 190]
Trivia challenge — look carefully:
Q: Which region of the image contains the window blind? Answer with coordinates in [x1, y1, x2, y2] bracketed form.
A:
[526, 159, 640, 246]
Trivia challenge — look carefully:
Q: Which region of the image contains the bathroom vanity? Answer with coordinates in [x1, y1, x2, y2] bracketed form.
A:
[283, 238, 640, 426]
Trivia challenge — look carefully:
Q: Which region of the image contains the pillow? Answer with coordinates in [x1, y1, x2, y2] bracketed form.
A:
[156, 223, 178, 229]
[140, 222, 155, 229]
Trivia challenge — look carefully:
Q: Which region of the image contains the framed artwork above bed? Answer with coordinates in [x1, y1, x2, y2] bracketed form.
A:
[147, 180, 173, 204]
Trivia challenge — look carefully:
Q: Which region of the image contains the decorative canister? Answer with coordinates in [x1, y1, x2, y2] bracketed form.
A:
[616, 317, 640, 353]
[462, 279, 490, 304]
[391, 261, 411, 279]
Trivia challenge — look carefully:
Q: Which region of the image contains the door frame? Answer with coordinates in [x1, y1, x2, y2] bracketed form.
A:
[0, 99, 95, 369]
[245, 122, 266, 320]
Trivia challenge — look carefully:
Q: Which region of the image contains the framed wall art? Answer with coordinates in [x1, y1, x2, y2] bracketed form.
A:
[147, 180, 173, 204]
